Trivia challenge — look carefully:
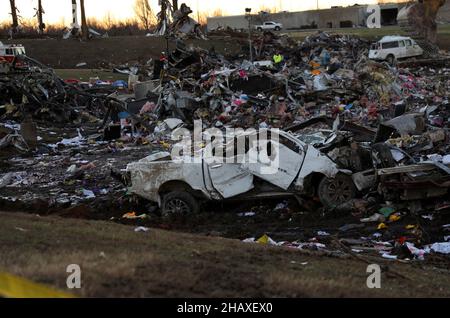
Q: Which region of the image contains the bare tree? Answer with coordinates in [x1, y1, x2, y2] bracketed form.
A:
[210, 9, 224, 17]
[9, 0, 19, 33]
[172, 0, 179, 11]
[104, 11, 114, 30]
[134, 0, 155, 31]
[258, 6, 278, 14]
[80, 0, 88, 40]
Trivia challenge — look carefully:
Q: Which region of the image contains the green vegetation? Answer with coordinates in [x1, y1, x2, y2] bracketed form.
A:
[288, 25, 450, 41]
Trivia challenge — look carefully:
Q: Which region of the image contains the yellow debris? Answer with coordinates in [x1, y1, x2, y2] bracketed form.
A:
[0, 272, 75, 298]
[377, 223, 388, 230]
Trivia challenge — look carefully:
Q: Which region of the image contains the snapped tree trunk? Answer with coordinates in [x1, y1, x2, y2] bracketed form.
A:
[172, 0, 178, 11]
[80, 0, 88, 40]
[9, 0, 19, 32]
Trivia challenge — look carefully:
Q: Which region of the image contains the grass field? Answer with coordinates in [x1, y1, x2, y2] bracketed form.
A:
[1, 212, 450, 298]
[288, 25, 450, 42]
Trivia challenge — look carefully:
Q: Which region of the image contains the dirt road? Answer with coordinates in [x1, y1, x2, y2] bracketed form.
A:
[3, 36, 242, 69]
[1, 212, 450, 297]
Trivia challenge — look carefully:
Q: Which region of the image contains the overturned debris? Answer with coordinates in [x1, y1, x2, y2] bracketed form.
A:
[1, 30, 450, 265]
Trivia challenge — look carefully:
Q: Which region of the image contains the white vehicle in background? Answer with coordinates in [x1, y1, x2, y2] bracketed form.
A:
[369, 36, 423, 64]
[0, 41, 26, 64]
[255, 21, 283, 32]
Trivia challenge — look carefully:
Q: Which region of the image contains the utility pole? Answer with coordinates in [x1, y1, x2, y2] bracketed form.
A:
[245, 8, 253, 62]
[71, 0, 79, 28]
[317, 0, 319, 10]
[9, 0, 19, 34]
[80, 0, 88, 40]
[161, 0, 167, 32]
[172, 0, 178, 11]
[37, 0, 45, 35]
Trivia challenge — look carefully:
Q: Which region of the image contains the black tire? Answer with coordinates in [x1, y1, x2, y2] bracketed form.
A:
[161, 191, 199, 217]
[317, 174, 356, 210]
[257, 27, 263, 32]
[275, 26, 281, 31]
[386, 54, 395, 65]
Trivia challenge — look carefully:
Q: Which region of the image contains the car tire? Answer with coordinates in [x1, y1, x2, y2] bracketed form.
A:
[257, 27, 263, 32]
[161, 191, 200, 217]
[317, 174, 356, 210]
[275, 26, 281, 31]
[386, 54, 395, 65]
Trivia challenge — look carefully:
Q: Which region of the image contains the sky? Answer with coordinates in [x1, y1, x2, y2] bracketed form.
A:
[0, 0, 383, 25]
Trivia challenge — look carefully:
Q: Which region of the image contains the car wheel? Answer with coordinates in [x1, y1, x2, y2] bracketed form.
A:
[386, 54, 395, 65]
[317, 174, 356, 210]
[257, 27, 262, 32]
[275, 26, 281, 31]
[161, 191, 199, 217]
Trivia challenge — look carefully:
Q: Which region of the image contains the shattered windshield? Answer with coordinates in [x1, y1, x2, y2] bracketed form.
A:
[14, 48, 25, 55]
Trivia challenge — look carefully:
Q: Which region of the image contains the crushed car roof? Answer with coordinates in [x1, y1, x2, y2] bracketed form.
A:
[378, 35, 414, 42]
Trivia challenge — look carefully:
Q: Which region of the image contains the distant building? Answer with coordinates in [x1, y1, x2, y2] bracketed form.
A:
[207, 2, 450, 31]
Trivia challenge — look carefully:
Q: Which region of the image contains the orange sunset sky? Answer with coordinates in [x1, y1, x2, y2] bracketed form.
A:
[0, 0, 393, 25]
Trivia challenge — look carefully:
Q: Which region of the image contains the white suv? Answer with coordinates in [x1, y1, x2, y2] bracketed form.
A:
[369, 36, 423, 64]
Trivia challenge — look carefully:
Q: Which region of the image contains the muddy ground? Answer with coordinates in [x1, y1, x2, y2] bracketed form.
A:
[1, 212, 450, 297]
[1, 125, 449, 280]
[3, 36, 243, 69]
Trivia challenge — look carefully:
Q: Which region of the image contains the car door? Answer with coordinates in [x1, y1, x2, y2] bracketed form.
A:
[398, 40, 407, 59]
[410, 40, 423, 57]
[241, 133, 305, 190]
[207, 162, 254, 199]
[205, 137, 254, 199]
[381, 41, 399, 60]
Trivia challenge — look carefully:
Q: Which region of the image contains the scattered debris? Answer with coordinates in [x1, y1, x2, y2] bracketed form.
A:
[2, 30, 450, 264]
[134, 226, 150, 233]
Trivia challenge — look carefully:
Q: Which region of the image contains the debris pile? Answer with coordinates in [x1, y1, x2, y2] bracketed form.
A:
[1, 30, 449, 264]
[0, 56, 123, 125]
[153, 1, 205, 39]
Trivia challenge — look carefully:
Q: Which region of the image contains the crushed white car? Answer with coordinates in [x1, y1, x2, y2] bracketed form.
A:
[127, 130, 356, 216]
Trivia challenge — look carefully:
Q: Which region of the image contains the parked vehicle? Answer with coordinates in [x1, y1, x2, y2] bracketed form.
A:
[0, 42, 26, 64]
[369, 36, 423, 64]
[127, 130, 356, 216]
[254, 21, 283, 32]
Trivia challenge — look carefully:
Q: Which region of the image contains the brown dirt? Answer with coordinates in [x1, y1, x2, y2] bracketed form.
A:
[3, 36, 243, 69]
[4, 33, 450, 70]
[437, 37, 450, 50]
[1, 211, 450, 298]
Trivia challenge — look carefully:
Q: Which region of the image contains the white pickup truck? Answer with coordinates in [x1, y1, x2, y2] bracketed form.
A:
[254, 21, 283, 32]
